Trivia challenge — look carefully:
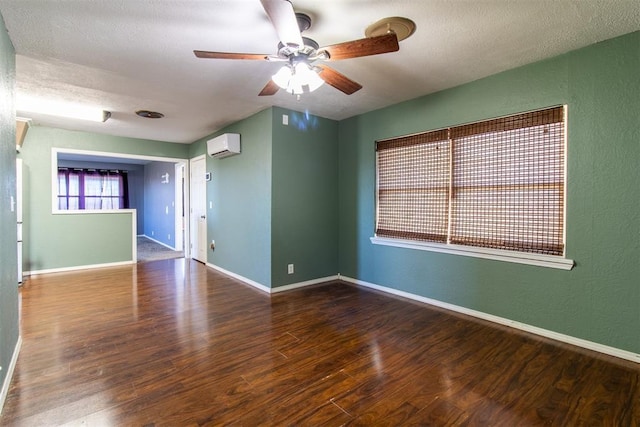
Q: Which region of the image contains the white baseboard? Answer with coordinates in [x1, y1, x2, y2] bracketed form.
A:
[25, 260, 135, 277]
[205, 263, 338, 294]
[340, 275, 640, 364]
[141, 235, 179, 251]
[270, 275, 341, 293]
[207, 262, 271, 293]
[0, 336, 22, 415]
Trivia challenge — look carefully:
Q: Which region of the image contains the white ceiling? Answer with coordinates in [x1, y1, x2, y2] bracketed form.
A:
[1, 0, 638, 144]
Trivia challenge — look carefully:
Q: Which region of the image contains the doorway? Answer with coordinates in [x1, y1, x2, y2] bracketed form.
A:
[53, 149, 190, 264]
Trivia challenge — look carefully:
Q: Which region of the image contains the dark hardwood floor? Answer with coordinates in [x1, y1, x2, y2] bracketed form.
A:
[1, 259, 638, 426]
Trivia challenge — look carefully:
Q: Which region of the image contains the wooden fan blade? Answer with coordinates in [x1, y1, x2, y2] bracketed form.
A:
[320, 33, 399, 61]
[259, 79, 280, 96]
[316, 65, 362, 95]
[194, 50, 269, 60]
[260, 0, 303, 48]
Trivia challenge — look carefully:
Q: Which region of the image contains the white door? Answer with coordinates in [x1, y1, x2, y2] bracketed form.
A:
[190, 156, 207, 263]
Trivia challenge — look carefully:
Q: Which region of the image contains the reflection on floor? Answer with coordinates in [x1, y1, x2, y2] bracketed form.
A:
[3, 260, 638, 425]
[137, 235, 183, 263]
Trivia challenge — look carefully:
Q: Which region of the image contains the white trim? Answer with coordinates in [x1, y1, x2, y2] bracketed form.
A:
[51, 208, 136, 215]
[25, 260, 135, 277]
[53, 147, 187, 165]
[173, 163, 185, 252]
[562, 105, 569, 254]
[0, 336, 22, 415]
[52, 147, 188, 214]
[51, 147, 189, 262]
[189, 155, 207, 261]
[371, 236, 575, 270]
[340, 275, 640, 364]
[131, 209, 137, 261]
[373, 105, 572, 272]
[206, 262, 271, 293]
[205, 263, 338, 294]
[270, 275, 340, 293]
[142, 234, 179, 251]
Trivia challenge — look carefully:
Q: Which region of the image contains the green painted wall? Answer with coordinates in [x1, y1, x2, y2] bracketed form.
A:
[192, 108, 273, 287]
[29, 212, 134, 270]
[271, 107, 339, 287]
[0, 12, 19, 393]
[338, 31, 640, 354]
[19, 126, 188, 271]
[190, 106, 339, 289]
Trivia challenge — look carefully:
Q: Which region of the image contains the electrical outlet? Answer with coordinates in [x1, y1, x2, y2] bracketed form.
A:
[210, 240, 215, 250]
[287, 264, 294, 274]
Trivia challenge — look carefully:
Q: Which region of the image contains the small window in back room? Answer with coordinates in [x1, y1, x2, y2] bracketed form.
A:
[57, 168, 129, 210]
[375, 105, 566, 258]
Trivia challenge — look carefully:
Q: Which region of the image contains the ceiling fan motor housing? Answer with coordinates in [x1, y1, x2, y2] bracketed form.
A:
[277, 36, 319, 59]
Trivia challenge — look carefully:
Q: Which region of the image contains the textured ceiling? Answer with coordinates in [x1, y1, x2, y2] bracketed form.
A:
[0, 0, 638, 144]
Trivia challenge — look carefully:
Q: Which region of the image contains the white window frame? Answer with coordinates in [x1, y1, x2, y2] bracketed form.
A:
[372, 106, 574, 270]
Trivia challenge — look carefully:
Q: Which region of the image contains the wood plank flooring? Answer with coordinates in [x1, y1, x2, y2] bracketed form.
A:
[1, 259, 638, 426]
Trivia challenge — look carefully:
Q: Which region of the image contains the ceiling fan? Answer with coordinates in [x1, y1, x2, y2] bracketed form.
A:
[194, 0, 412, 97]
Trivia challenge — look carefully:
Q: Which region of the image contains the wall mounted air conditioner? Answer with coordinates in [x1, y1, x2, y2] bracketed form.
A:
[207, 133, 241, 158]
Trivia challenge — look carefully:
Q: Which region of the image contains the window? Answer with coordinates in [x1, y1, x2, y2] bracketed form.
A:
[374, 106, 572, 268]
[57, 168, 129, 210]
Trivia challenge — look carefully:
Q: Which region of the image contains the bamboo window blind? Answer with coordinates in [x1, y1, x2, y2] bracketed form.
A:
[375, 106, 565, 256]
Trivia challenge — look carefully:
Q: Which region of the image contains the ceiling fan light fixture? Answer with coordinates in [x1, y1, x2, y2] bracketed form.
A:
[272, 66, 293, 89]
[294, 62, 324, 91]
[196, 2, 402, 97]
[271, 62, 324, 95]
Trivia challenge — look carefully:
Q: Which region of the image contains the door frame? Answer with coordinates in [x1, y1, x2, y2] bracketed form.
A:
[174, 163, 185, 252]
[189, 155, 207, 261]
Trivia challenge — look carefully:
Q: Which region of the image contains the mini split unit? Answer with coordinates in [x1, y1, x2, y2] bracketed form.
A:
[207, 133, 241, 158]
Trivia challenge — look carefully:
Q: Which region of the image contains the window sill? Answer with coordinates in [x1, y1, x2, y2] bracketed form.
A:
[370, 236, 574, 270]
[52, 209, 136, 215]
